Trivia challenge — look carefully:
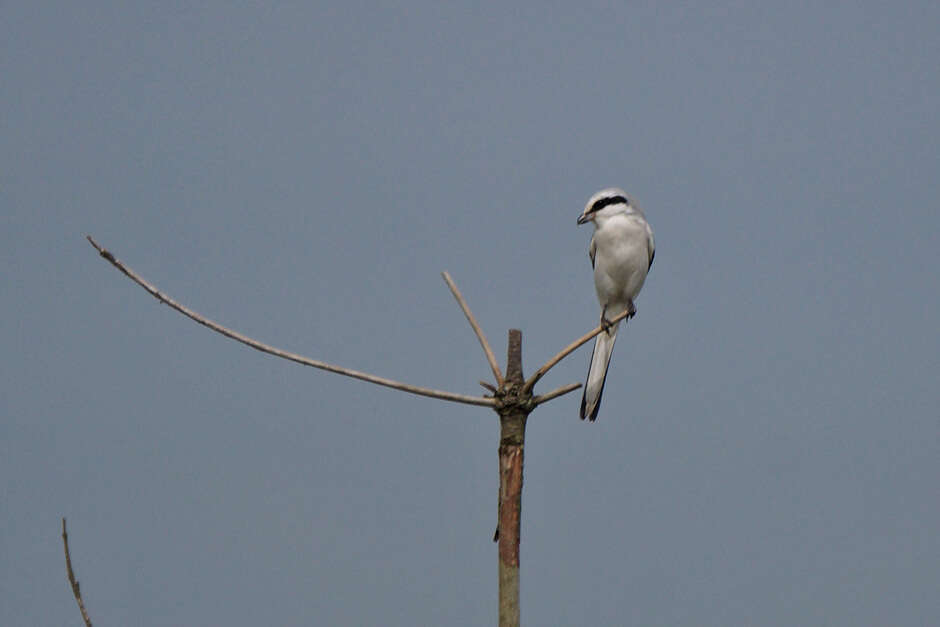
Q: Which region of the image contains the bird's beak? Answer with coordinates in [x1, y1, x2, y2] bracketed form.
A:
[577, 213, 591, 225]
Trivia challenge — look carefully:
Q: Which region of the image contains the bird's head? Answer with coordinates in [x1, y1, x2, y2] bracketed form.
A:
[577, 187, 631, 225]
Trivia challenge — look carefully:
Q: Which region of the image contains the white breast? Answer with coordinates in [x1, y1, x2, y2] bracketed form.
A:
[591, 214, 651, 314]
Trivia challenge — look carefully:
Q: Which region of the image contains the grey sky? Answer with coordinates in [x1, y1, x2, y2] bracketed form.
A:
[2, 2, 938, 625]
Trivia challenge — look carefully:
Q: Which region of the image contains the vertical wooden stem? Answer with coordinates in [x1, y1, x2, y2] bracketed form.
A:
[497, 329, 527, 627]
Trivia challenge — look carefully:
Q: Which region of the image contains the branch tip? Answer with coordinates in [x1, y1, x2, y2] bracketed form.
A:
[86, 235, 115, 263]
[441, 271, 504, 385]
[62, 517, 93, 626]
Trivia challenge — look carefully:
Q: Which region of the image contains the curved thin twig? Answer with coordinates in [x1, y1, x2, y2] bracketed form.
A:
[531, 382, 581, 406]
[62, 518, 93, 627]
[441, 272, 503, 385]
[87, 236, 495, 408]
[522, 309, 633, 395]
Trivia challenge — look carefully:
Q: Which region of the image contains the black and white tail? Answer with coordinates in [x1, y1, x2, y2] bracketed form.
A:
[579, 322, 619, 421]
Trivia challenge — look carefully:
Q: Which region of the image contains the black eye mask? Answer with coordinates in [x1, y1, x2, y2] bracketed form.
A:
[588, 195, 627, 214]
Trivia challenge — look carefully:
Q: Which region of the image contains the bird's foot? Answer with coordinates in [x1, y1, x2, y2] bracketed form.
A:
[600, 307, 614, 335]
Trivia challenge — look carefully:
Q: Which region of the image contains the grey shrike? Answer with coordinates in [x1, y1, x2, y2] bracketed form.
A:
[577, 188, 655, 421]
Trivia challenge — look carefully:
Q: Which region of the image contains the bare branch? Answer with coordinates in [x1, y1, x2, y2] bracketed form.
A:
[87, 236, 495, 408]
[62, 518, 93, 627]
[479, 380, 498, 394]
[531, 382, 582, 406]
[441, 271, 503, 386]
[522, 309, 633, 395]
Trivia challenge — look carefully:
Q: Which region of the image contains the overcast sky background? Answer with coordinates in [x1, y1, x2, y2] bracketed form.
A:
[2, 2, 938, 625]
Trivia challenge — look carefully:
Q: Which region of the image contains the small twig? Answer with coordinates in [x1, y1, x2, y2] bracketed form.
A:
[531, 382, 582, 406]
[62, 518, 93, 627]
[441, 272, 503, 386]
[522, 309, 633, 395]
[87, 236, 495, 408]
[479, 380, 498, 394]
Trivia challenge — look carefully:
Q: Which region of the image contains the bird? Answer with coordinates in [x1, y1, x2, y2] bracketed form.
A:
[577, 188, 655, 421]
